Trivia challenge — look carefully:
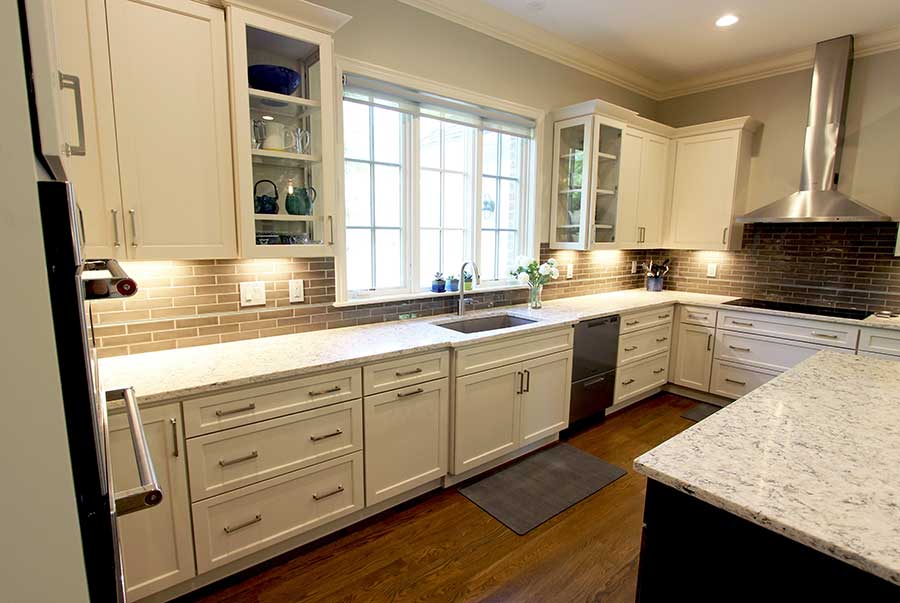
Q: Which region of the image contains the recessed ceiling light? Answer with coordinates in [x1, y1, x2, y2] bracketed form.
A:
[715, 14, 739, 28]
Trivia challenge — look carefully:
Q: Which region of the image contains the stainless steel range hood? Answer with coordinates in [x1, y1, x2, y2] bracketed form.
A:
[737, 35, 892, 223]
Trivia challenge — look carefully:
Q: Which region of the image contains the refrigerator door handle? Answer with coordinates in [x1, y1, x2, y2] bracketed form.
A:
[106, 387, 163, 516]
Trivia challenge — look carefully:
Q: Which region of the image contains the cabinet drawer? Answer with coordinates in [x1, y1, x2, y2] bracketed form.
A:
[614, 352, 668, 404]
[858, 327, 900, 357]
[363, 351, 449, 395]
[620, 305, 675, 334]
[717, 311, 859, 349]
[455, 327, 573, 376]
[186, 400, 362, 501]
[192, 451, 364, 573]
[858, 350, 900, 361]
[618, 323, 672, 366]
[713, 331, 826, 372]
[710, 360, 781, 399]
[679, 305, 718, 327]
[182, 368, 362, 437]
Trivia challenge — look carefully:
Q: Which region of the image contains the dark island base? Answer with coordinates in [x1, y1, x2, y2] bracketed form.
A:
[636, 479, 899, 602]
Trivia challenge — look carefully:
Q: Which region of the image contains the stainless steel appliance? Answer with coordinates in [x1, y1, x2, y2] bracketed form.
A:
[722, 298, 870, 320]
[570, 315, 620, 423]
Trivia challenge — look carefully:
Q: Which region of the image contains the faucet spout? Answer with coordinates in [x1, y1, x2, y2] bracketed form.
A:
[458, 261, 480, 316]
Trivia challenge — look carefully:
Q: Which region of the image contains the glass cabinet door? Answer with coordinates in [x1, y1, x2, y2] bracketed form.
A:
[591, 118, 623, 246]
[551, 117, 592, 249]
[229, 7, 337, 257]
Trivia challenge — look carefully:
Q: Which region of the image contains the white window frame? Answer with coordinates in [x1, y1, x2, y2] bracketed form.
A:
[334, 58, 544, 305]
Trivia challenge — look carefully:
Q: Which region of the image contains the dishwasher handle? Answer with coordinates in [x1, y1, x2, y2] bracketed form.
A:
[107, 387, 163, 516]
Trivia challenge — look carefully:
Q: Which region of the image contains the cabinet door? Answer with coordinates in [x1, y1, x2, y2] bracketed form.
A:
[520, 351, 572, 445]
[636, 133, 669, 247]
[669, 131, 739, 249]
[550, 116, 592, 249]
[453, 364, 521, 474]
[109, 403, 194, 601]
[364, 379, 449, 505]
[106, 0, 237, 259]
[616, 129, 643, 247]
[590, 116, 625, 248]
[52, 0, 126, 258]
[672, 323, 715, 392]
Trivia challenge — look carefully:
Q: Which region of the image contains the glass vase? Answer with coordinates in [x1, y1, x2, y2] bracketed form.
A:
[528, 284, 543, 309]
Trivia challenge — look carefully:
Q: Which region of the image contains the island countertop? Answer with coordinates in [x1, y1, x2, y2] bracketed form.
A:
[634, 350, 900, 586]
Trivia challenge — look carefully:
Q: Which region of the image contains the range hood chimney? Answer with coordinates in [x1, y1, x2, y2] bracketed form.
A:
[737, 35, 892, 223]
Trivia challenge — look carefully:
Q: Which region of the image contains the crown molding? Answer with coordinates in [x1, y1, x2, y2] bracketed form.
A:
[397, 0, 900, 101]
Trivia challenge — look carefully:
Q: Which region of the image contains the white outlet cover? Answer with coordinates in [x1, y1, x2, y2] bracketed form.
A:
[289, 279, 304, 303]
[707, 263, 718, 278]
[566, 264, 574, 279]
[239, 281, 266, 307]
[631, 260, 637, 274]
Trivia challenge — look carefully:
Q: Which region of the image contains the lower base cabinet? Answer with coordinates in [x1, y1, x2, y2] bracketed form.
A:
[614, 352, 669, 405]
[519, 351, 572, 445]
[671, 323, 715, 392]
[364, 378, 449, 505]
[710, 360, 781, 399]
[109, 403, 195, 601]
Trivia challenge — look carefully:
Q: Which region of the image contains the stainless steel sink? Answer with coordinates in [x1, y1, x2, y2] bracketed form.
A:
[437, 313, 536, 334]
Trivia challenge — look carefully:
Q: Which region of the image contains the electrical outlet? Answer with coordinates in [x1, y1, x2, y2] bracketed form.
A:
[631, 260, 637, 274]
[289, 279, 304, 303]
[707, 263, 718, 278]
[239, 281, 266, 307]
[566, 264, 574, 279]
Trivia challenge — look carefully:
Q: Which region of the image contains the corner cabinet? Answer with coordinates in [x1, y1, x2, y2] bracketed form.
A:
[227, 6, 339, 258]
[617, 128, 671, 248]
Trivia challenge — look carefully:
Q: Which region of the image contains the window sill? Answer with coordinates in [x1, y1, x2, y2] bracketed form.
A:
[334, 282, 528, 308]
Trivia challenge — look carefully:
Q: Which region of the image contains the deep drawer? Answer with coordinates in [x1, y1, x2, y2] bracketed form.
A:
[618, 323, 672, 366]
[614, 351, 669, 404]
[710, 360, 781, 399]
[713, 330, 826, 372]
[186, 399, 362, 500]
[717, 310, 859, 349]
[858, 327, 900, 357]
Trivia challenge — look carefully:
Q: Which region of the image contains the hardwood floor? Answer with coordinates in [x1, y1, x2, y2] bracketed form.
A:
[180, 393, 698, 603]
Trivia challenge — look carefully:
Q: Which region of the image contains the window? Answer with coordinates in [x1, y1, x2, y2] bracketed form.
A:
[341, 74, 536, 300]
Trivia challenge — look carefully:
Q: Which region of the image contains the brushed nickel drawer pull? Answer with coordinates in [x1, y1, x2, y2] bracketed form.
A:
[111, 208, 121, 247]
[725, 378, 747, 386]
[215, 403, 256, 417]
[729, 345, 751, 352]
[625, 345, 638, 352]
[658, 314, 670, 319]
[309, 385, 341, 396]
[812, 332, 839, 339]
[622, 378, 635, 385]
[656, 337, 668, 342]
[128, 209, 138, 247]
[218, 450, 258, 467]
[309, 428, 343, 442]
[395, 368, 423, 377]
[653, 368, 665, 374]
[688, 313, 705, 319]
[397, 387, 424, 398]
[732, 320, 754, 327]
[312, 485, 344, 501]
[223, 514, 261, 534]
[170, 418, 179, 458]
[626, 320, 639, 326]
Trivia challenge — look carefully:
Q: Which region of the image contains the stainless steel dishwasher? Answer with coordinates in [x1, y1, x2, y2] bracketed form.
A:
[569, 315, 619, 423]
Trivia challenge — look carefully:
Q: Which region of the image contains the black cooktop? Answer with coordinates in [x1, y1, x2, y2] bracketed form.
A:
[722, 298, 871, 321]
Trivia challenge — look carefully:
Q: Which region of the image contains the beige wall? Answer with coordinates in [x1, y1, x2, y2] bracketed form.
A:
[658, 49, 900, 218]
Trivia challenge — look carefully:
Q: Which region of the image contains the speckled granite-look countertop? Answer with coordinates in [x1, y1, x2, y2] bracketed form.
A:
[635, 350, 900, 586]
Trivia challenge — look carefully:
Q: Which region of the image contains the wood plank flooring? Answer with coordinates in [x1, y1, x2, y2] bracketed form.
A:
[179, 393, 699, 603]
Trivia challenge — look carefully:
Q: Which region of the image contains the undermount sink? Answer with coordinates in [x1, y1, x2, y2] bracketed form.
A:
[437, 313, 537, 334]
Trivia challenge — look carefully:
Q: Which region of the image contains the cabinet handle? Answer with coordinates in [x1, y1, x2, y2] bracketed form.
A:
[638, 226, 646, 243]
[653, 368, 665, 375]
[722, 227, 728, 245]
[655, 337, 668, 342]
[395, 368, 423, 377]
[215, 402, 256, 417]
[523, 369, 531, 393]
[688, 313, 704, 319]
[328, 215, 335, 245]
[396, 387, 424, 398]
[516, 371, 524, 394]
[811, 332, 839, 339]
[624, 345, 638, 352]
[223, 514, 262, 534]
[732, 320, 754, 327]
[312, 485, 344, 501]
[626, 320, 639, 326]
[707, 334, 712, 351]
[725, 378, 747, 386]
[128, 209, 138, 247]
[111, 209, 121, 247]
[310, 428, 343, 442]
[58, 72, 86, 156]
[218, 450, 258, 467]
[170, 418, 179, 457]
[309, 385, 341, 396]
[622, 378, 635, 385]
[729, 345, 751, 352]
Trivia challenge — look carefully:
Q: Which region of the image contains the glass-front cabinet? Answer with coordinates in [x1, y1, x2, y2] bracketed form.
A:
[550, 113, 626, 250]
[228, 6, 338, 257]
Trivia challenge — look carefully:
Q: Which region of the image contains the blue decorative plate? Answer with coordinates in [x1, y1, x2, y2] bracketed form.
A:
[248, 65, 301, 95]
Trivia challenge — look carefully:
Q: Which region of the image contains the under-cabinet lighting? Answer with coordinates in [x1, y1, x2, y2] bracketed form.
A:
[715, 14, 739, 28]
[261, 115, 275, 121]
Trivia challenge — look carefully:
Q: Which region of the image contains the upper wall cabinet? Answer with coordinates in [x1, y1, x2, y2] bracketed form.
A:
[617, 127, 671, 249]
[53, 0, 238, 260]
[666, 118, 759, 251]
[226, 6, 340, 258]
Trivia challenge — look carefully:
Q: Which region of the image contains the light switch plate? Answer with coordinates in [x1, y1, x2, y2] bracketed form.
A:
[239, 281, 266, 307]
[566, 264, 574, 279]
[707, 263, 718, 278]
[289, 279, 304, 303]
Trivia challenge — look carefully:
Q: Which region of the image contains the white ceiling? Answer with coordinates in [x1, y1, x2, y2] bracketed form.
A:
[481, 0, 900, 83]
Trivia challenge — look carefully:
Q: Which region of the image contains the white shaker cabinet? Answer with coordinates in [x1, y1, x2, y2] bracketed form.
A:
[519, 351, 572, 445]
[671, 322, 715, 392]
[109, 402, 194, 602]
[618, 128, 670, 248]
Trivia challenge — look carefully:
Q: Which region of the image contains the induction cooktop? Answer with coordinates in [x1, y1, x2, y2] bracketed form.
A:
[722, 298, 871, 321]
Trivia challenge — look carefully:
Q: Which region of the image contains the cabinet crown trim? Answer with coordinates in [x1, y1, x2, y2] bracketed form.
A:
[221, 0, 351, 33]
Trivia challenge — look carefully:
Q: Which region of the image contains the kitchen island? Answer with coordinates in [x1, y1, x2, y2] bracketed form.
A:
[634, 350, 900, 600]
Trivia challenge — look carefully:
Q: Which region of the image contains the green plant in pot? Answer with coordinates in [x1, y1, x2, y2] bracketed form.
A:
[463, 270, 474, 291]
[446, 274, 460, 292]
[431, 272, 446, 293]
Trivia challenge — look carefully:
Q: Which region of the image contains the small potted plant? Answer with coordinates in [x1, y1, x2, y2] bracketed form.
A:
[446, 274, 460, 292]
[431, 272, 446, 293]
[510, 256, 560, 309]
[463, 270, 474, 291]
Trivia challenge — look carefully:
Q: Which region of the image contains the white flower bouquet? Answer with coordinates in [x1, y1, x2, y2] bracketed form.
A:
[510, 256, 560, 308]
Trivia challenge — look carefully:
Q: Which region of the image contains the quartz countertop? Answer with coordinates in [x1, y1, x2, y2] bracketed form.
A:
[634, 350, 900, 586]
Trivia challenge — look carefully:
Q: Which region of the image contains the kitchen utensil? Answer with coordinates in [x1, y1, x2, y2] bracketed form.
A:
[253, 179, 279, 214]
[248, 65, 301, 95]
[260, 121, 297, 152]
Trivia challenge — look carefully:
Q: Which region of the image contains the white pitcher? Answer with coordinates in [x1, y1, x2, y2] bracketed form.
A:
[260, 121, 296, 151]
